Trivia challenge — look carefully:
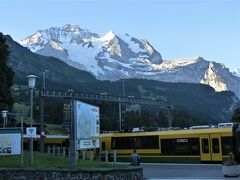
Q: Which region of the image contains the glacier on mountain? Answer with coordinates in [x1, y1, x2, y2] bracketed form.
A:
[232, 68, 240, 78]
[19, 24, 240, 98]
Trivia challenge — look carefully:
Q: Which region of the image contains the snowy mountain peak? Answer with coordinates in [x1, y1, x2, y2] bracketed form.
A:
[99, 31, 116, 41]
[20, 24, 99, 49]
[174, 56, 203, 63]
[63, 24, 82, 32]
[20, 31, 42, 45]
[232, 68, 240, 77]
[19, 24, 240, 98]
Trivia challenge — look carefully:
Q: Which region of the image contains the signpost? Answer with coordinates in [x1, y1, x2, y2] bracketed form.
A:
[26, 127, 37, 138]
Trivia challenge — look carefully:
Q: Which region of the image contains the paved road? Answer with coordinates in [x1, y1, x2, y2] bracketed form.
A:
[141, 163, 240, 179]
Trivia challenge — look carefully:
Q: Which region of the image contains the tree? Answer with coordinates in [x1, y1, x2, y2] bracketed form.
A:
[232, 107, 240, 123]
[0, 33, 14, 111]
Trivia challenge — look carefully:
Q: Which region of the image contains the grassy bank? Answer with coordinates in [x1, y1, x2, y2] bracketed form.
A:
[0, 152, 126, 169]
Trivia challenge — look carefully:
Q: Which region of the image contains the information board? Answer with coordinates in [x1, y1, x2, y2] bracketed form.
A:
[74, 101, 100, 150]
[0, 129, 21, 155]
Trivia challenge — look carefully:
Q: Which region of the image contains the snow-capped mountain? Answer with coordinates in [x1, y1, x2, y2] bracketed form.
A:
[232, 68, 240, 78]
[20, 24, 240, 98]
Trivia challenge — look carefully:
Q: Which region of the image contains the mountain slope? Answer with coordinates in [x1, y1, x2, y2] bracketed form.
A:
[20, 24, 240, 98]
[5, 34, 96, 88]
[4, 34, 240, 124]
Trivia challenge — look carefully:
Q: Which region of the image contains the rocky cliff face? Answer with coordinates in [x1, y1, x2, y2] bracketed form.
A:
[20, 24, 240, 98]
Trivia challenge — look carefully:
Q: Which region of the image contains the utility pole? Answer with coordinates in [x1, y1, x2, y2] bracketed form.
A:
[119, 79, 126, 132]
[40, 70, 48, 153]
[119, 102, 122, 132]
[168, 105, 174, 128]
[122, 79, 125, 96]
[70, 99, 76, 167]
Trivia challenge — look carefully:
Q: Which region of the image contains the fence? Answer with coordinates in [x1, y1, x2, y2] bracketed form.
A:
[47, 146, 117, 163]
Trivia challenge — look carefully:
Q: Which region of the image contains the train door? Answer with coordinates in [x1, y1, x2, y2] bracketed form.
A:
[210, 134, 222, 161]
[200, 135, 211, 161]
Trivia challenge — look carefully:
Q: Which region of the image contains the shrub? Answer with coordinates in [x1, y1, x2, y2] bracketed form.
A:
[223, 152, 237, 166]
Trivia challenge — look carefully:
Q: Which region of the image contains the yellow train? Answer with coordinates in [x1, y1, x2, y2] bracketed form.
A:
[23, 123, 240, 163]
[100, 124, 240, 163]
[23, 135, 69, 151]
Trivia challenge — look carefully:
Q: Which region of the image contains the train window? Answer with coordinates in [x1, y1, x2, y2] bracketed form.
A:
[102, 142, 106, 151]
[141, 136, 159, 149]
[191, 138, 200, 155]
[161, 138, 200, 155]
[111, 136, 159, 149]
[221, 137, 233, 155]
[201, 139, 209, 153]
[212, 138, 220, 153]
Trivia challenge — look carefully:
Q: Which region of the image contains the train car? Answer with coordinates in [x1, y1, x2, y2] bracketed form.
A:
[100, 124, 240, 163]
[23, 135, 69, 151]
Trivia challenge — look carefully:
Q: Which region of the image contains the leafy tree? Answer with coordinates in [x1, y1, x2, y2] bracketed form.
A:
[232, 107, 240, 123]
[0, 33, 14, 111]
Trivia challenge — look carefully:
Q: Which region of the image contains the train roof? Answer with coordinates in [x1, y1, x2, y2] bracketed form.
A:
[100, 127, 233, 137]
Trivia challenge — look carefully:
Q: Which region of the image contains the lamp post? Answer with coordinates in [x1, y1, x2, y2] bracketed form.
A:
[1, 110, 8, 128]
[27, 75, 37, 165]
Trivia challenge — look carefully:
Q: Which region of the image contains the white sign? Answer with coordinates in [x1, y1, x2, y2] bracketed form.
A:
[78, 139, 100, 149]
[0, 129, 21, 155]
[177, 139, 188, 143]
[74, 101, 100, 149]
[26, 127, 37, 138]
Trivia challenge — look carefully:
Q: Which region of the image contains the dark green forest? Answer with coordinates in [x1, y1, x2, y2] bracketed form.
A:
[0, 33, 14, 111]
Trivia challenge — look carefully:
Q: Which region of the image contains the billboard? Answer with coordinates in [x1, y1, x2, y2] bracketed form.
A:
[74, 101, 100, 149]
[0, 129, 21, 155]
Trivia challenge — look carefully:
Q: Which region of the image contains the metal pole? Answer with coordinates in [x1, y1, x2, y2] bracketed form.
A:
[122, 79, 125, 96]
[168, 106, 173, 128]
[119, 102, 122, 132]
[70, 99, 76, 167]
[21, 109, 24, 167]
[43, 71, 46, 89]
[40, 71, 46, 153]
[40, 94, 44, 152]
[29, 88, 33, 165]
[3, 117, 5, 128]
[5, 115, 7, 127]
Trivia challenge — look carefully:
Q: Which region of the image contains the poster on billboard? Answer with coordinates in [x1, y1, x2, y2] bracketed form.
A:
[74, 100, 100, 150]
[0, 129, 21, 155]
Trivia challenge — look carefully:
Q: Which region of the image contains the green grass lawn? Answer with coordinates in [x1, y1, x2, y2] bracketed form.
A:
[13, 103, 30, 123]
[45, 124, 65, 135]
[0, 152, 127, 169]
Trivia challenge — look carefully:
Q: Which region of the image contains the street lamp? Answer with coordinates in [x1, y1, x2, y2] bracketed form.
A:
[1, 110, 8, 128]
[27, 75, 37, 165]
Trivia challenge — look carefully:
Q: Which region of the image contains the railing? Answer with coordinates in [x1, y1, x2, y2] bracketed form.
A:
[47, 146, 117, 163]
[41, 90, 171, 108]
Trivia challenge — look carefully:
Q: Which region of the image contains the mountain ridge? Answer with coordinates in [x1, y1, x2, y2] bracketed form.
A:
[19, 24, 240, 98]
[3, 33, 240, 124]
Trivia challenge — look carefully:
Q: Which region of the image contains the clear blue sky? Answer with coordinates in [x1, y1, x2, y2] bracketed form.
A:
[0, 0, 239, 70]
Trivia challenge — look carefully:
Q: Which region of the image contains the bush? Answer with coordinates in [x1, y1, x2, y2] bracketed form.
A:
[223, 152, 237, 166]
